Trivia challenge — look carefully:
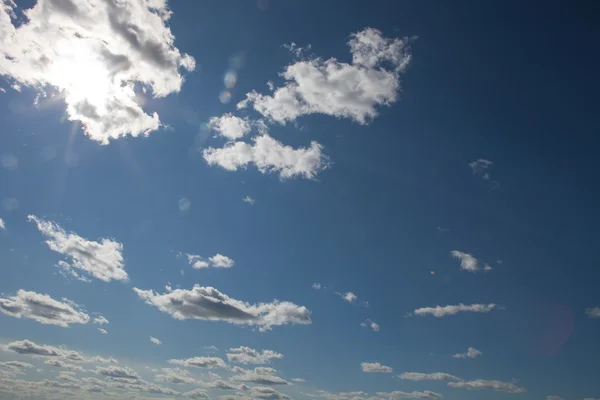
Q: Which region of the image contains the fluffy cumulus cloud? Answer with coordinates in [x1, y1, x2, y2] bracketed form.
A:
[413, 303, 499, 318]
[0, 0, 195, 143]
[95, 365, 140, 381]
[203, 134, 329, 180]
[249, 386, 290, 399]
[399, 372, 461, 381]
[238, 28, 411, 125]
[208, 113, 252, 140]
[360, 362, 392, 373]
[586, 307, 600, 318]
[339, 292, 357, 303]
[204, 380, 248, 391]
[448, 379, 525, 393]
[186, 388, 211, 399]
[28, 215, 127, 282]
[452, 347, 482, 359]
[0, 289, 90, 327]
[226, 346, 284, 365]
[3, 339, 85, 362]
[450, 251, 492, 273]
[376, 391, 442, 399]
[168, 356, 227, 369]
[44, 359, 84, 371]
[232, 367, 290, 386]
[360, 319, 380, 332]
[133, 285, 311, 331]
[186, 253, 235, 269]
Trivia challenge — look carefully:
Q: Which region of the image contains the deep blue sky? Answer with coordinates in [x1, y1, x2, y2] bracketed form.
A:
[1, 1, 599, 400]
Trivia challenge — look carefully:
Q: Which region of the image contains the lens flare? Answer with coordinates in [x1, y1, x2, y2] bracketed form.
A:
[224, 70, 237, 89]
[219, 90, 232, 104]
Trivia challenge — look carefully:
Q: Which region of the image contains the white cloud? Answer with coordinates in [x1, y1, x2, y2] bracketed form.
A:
[469, 159, 493, 180]
[203, 134, 329, 180]
[243, 196, 256, 205]
[226, 346, 284, 364]
[360, 319, 380, 332]
[186, 388, 211, 399]
[360, 362, 392, 373]
[186, 253, 234, 269]
[155, 368, 200, 385]
[450, 251, 489, 273]
[28, 215, 127, 282]
[249, 386, 290, 399]
[209, 253, 235, 268]
[452, 347, 482, 359]
[133, 284, 311, 331]
[377, 391, 442, 399]
[448, 379, 525, 393]
[413, 303, 499, 318]
[398, 372, 461, 381]
[149, 336, 162, 345]
[93, 315, 109, 325]
[586, 307, 600, 318]
[0, 217, 4, 230]
[238, 28, 411, 125]
[232, 367, 290, 385]
[168, 356, 227, 369]
[291, 378, 305, 383]
[339, 292, 357, 303]
[95, 365, 140, 381]
[204, 380, 248, 391]
[208, 113, 251, 140]
[3, 339, 85, 361]
[0, 289, 90, 327]
[97, 328, 108, 335]
[44, 360, 84, 371]
[204, 345, 219, 352]
[0, 0, 194, 143]
[312, 283, 321, 290]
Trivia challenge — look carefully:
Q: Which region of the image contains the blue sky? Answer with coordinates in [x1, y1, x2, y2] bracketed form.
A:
[0, 1, 599, 399]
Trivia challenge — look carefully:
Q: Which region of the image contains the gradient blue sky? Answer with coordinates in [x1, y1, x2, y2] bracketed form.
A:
[1, 1, 599, 400]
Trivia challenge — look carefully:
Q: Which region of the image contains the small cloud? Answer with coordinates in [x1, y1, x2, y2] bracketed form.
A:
[361, 362, 392, 373]
[436, 226, 450, 233]
[150, 336, 162, 345]
[0, 217, 5, 230]
[97, 328, 108, 335]
[469, 159, 493, 179]
[586, 307, 600, 318]
[204, 345, 219, 352]
[448, 379, 525, 393]
[413, 303, 500, 318]
[92, 316, 109, 325]
[452, 347, 482, 359]
[243, 196, 255, 205]
[185, 253, 235, 269]
[311, 283, 321, 290]
[451, 250, 491, 273]
[337, 292, 357, 303]
[484, 264, 493, 272]
[291, 378, 305, 383]
[360, 319, 380, 332]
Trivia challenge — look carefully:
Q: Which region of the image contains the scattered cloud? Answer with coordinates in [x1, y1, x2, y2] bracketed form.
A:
[469, 159, 494, 180]
[168, 356, 227, 369]
[186, 253, 235, 269]
[312, 283, 321, 289]
[243, 196, 256, 205]
[413, 303, 499, 318]
[291, 378, 305, 383]
[0, 0, 194, 143]
[452, 347, 482, 359]
[360, 319, 380, 332]
[44, 360, 84, 371]
[149, 336, 162, 345]
[0, 217, 4, 230]
[238, 28, 411, 125]
[92, 315, 109, 325]
[204, 345, 219, 352]
[338, 292, 357, 303]
[448, 379, 525, 393]
[376, 391, 443, 399]
[232, 367, 290, 385]
[208, 113, 252, 140]
[28, 215, 128, 282]
[203, 134, 329, 180]
[97, 328, 108, 335]
[95, 365, 140, 381]
[586, 307, 600, 318]
[450, 251, 491, 273]
[398, 372, 461, 381]
[360, 362, 392, 373]
[133, 285, 311, 331]
[0, 289, 90, 327]
[204, 380, 248, 391]
[186, 388, 211, 399]
[249, 386, 291, 399]
[226, 346, 284, 364]
[155, 368, 200, 385]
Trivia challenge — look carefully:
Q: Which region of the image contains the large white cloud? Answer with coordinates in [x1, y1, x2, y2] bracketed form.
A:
[399, 372, 461, 381]
[133, 285, 311, 331]
[448, 379, 525, 393]
[28, 215, 127, 282]
[413, 303, 499, 318]
[0, 289, 90, 327]
[360, 362, 392, 373]
[0, 0, 194, 143]
[452, 347, 482, 359]
[226, 346, 284, 365]
[203, 134, 328, 180]
[238, 28, 411, 125]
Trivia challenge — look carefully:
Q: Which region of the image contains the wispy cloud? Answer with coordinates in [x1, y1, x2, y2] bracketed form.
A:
[586, 307, 600, 318]
[361, 362, 392, 373]
[226, 347, 283, 365]
[398, 372, 462, 381]
[360, 319, 380, 332]
[243, 196, 256, 205]
[448, 379, 525, 393]
[452, 347, 482, 359]
[376, 390, 442, 399]
[413, 303, 500, 318]
[168, 356, 226, 369]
